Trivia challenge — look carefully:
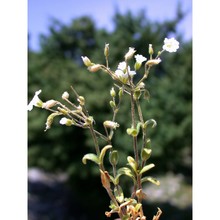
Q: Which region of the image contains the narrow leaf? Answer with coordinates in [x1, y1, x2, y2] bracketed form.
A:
[114, 185, 124, 203]
[82, 153, 99, 165]
[116, 167, 136, 183]
[139, 163, 155, 175]
[141, 176, 160, 186]
[99, 145, 112, 165]
[127, 156, 138, 173]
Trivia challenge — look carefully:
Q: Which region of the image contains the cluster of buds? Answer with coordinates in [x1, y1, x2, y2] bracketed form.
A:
[28, 88, 94, 132]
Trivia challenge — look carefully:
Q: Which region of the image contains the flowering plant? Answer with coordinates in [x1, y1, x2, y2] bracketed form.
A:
[28, 37, 179, 220]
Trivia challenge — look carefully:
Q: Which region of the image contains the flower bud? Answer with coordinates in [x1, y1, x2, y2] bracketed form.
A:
[110, 87, 116, 97]
[125, 47, 136, 61]
[109, 100, 116, 108]
[57, 107, 68, 115]
[141, 148, 152, 161]
[81, 56, 92, 67]
[84, 116, 94, 127]
[133, 89, 141, 100]
[149, 44, 154, 55]
[104, 43, 109, 57]
[62, 91, 69, 99]
[77, 96, 85, 106]
[44, 112, 60, 131]
[146, 58, 161, 67]
[118, 88, 123, 98]
[88, 64, 102, 72]
[103, 120, 119, 129]
[109, 150, 119, 166]
[60, 117, 73, 126]
[42, 100, 57, 109]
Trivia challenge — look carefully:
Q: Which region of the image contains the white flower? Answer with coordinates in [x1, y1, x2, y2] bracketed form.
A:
[115, 63, 136, 84]
[135, 54, 147, 64]
[117, 61, 127, 71]
[162, 37, 179, 52]
[125, 47, 136, 60]
[134, 54, 147, 70]
[27, 90, 43, 111]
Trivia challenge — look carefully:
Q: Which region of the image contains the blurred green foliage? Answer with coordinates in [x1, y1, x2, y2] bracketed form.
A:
[28, 7, 192, 220]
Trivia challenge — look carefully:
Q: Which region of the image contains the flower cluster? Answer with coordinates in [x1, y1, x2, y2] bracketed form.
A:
[28, 37, 179, 220]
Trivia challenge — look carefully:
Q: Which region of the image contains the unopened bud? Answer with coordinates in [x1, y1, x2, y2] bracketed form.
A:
[109, 150, 119, 166]
[109, 100, 116, 108]
[62, 91, 69, 99]
[110, 87, 116, 97]
[81, 56, 92, 67]
[88, 64, 102, 72]
[103, 120, 119, 129]
[141, 148, 152, 161]
[77, 96, 85, 106]
[42, 100, 57, 109]
[134, 89, 141, 100]
[118, 88, 123, 98]
[57, 107, 68, 115]
[84, 116, 94, 127]
[104, 43, 109, 57]
[149, 44, 154, 55]
[45, 113, 60, 131]
[60, 117, 73, 126]
[125, 47, 136, 60]
[146, 58, 161, 67]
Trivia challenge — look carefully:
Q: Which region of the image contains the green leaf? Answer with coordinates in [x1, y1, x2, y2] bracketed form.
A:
[127, 156, 138, 173]
[82, 153, 99, 165]
[141, 148, 152, 161]
[139, 163, 155, 175]
[141, 176, 160, 186]
[99, 145, 112, 165]
[116, 167, 136, 183]
[114, 185, 124, 203]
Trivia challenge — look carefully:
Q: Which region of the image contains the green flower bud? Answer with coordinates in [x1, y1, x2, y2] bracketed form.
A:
[81, 56, 92, 67]
[133, 89, 141, 100]
[60, 117, 74, 126]
[109, 150, 119, 166]
[109, 100, 116, 108]
[141, 148, 152, 161]
[110, 87, 116, 97]
[149, 44, 154, 55]
[45, 112, 60, 131]
[118, 88, 123, 98]
[77, 96, 85, 106]
[104, 43, 109, 57]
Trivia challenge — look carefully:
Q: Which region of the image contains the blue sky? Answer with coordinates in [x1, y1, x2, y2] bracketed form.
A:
[28, 0, 192, 51]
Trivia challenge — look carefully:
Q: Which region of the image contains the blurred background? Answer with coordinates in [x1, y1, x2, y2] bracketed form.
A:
[28, 0, 192, 220]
